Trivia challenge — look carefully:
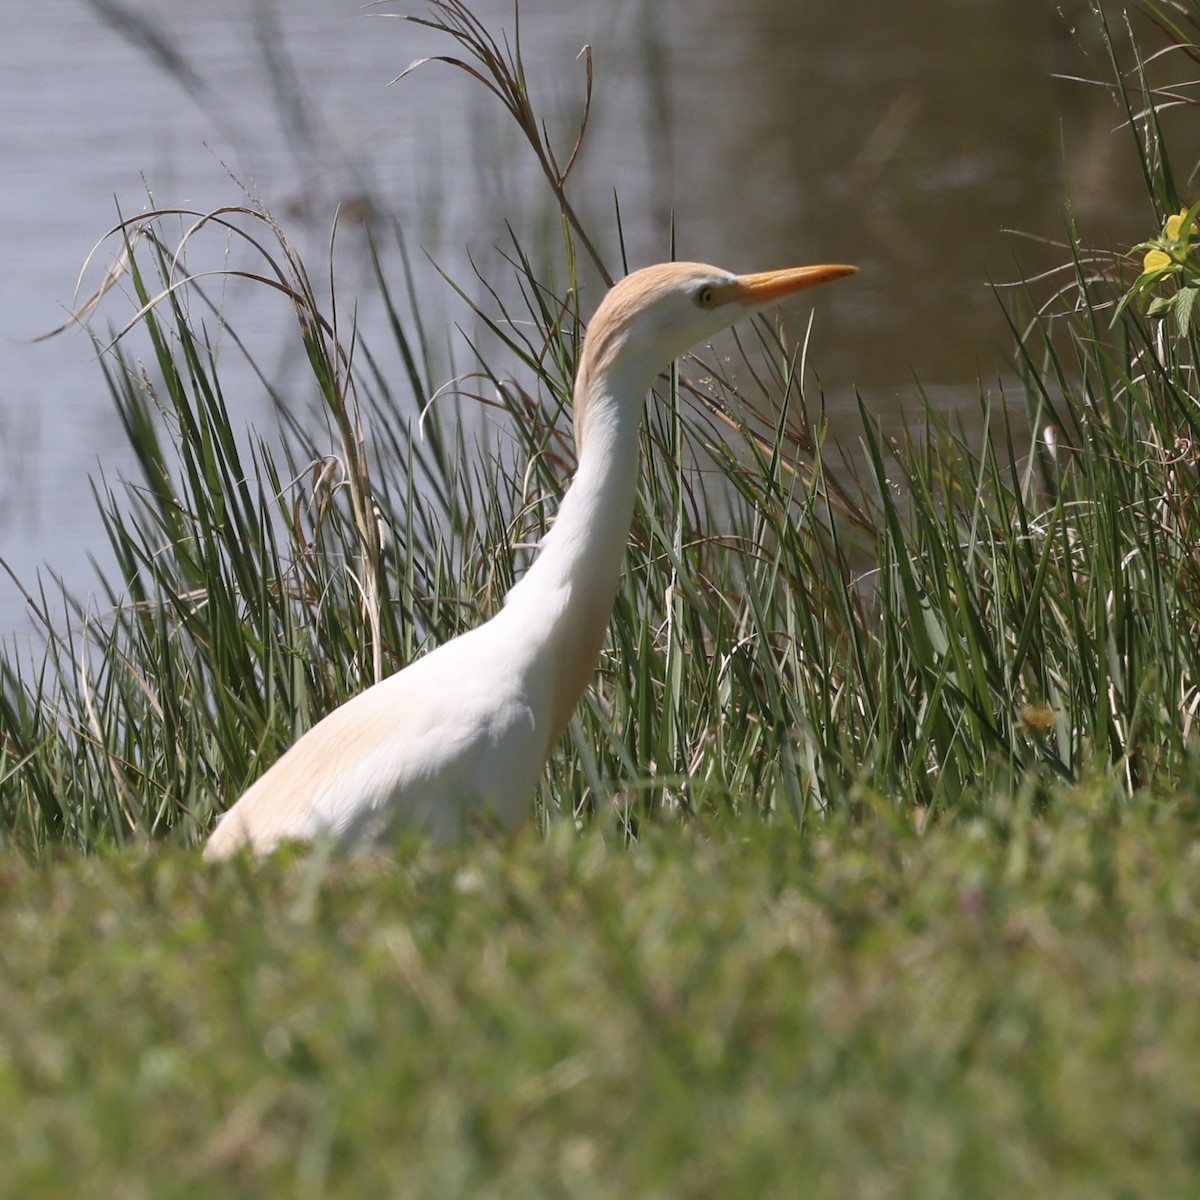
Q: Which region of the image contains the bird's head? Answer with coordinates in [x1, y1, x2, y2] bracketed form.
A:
[575, 260, 856, 449]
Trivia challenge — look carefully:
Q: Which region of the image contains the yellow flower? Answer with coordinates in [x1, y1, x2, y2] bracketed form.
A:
[1166, 209, 1192, 240]
[1143, 247, 1173, 273]
[1142, 211, 1193, 273]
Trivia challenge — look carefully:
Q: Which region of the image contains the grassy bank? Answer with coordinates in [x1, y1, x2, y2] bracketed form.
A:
[2, 4, 1200, 851]
[3, 796, 1199, 1197]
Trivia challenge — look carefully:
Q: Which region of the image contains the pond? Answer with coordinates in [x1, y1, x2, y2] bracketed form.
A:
[0, 0, 1160, 633]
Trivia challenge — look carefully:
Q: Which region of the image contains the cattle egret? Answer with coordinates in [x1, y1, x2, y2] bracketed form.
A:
[204, 259, 856, 858]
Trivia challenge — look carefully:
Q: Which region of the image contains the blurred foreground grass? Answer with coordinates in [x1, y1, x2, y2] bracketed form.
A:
[3, 792, 1199, 1198]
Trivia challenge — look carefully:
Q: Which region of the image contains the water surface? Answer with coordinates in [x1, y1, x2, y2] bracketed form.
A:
[0, 0, 1155, 632]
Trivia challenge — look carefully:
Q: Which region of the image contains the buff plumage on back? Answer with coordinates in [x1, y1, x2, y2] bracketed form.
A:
[204, 259, 855, 858]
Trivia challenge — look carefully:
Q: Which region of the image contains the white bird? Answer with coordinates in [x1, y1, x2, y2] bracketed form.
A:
[204, 259, 856, 859]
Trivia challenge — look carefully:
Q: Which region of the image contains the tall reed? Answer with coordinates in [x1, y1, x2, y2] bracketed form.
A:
[2, 1, 1198, 855]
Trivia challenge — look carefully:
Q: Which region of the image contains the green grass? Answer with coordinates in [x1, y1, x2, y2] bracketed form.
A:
[3, 1, 1200, 1193]
[2, 795, 1199, 1198]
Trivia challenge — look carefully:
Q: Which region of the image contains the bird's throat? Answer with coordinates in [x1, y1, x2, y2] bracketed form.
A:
[506, 377, 645, 753]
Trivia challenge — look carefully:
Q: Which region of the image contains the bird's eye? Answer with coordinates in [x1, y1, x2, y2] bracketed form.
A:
[696, 285, 717, 309]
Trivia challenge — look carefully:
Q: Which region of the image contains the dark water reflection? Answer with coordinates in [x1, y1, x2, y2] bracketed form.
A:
[657, 0, 1151, 393]
[0, 0, 1178, 629]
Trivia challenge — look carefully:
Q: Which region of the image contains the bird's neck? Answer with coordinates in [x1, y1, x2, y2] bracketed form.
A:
[503, 352, 655, 752]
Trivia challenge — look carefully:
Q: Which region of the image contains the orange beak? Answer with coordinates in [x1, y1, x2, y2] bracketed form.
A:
[718, 263, 858, 307]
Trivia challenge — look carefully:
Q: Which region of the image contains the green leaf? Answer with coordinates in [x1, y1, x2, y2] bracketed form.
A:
[1147, 295, 1174, 320]
[1175, 285, 1198, 337]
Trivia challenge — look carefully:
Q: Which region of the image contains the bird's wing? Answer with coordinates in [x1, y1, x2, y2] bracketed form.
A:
[204, 629, 544, 858]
